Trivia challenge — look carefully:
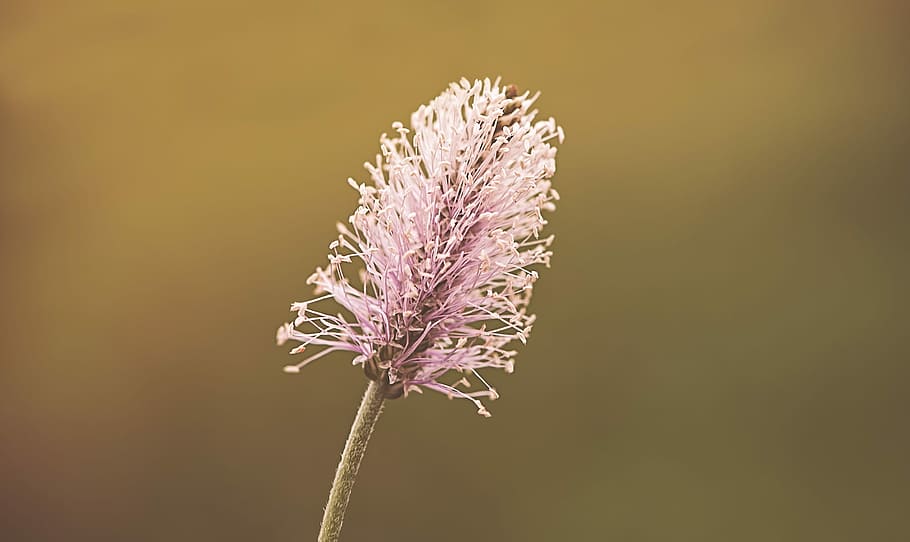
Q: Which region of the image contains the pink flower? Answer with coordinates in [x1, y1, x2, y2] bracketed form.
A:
[277, 78, 562, 416]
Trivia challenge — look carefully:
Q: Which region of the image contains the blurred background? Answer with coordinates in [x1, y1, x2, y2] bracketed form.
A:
[2, 1, 908, 540]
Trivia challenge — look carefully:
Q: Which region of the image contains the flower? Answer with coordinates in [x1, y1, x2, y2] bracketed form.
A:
[277, 77, 562, 416]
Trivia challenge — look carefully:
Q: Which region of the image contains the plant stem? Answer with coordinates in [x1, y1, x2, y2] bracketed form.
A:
[318, 380, 386, 542]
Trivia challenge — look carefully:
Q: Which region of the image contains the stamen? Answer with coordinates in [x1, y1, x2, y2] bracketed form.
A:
[276, 78, 561, 414]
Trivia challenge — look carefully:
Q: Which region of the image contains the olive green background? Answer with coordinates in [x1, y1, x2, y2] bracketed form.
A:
[2, 1, 908, 540]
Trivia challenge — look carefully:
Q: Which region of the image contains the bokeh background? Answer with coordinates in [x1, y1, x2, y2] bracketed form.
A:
[2, 1, 908, 540]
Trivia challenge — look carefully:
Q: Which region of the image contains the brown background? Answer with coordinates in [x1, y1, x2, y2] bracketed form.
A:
[2, 1, 908, 540]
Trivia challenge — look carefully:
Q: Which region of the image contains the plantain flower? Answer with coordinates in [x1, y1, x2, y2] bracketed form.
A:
[277, 77, 562, 416]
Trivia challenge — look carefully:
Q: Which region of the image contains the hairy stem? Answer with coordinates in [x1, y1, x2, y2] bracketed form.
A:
[318, 380, 385, 542]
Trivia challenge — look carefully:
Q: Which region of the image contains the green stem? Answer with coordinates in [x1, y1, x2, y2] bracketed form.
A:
[318, 380, 386, 542]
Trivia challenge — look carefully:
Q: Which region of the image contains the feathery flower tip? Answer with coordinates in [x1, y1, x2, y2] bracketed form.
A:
[278, 77, 562, 415]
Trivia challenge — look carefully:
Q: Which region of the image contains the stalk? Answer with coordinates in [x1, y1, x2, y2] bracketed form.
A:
[317, 381, 385, 542]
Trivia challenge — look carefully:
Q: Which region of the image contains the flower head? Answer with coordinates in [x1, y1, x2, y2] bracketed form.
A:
[277, 77, 562, 416]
